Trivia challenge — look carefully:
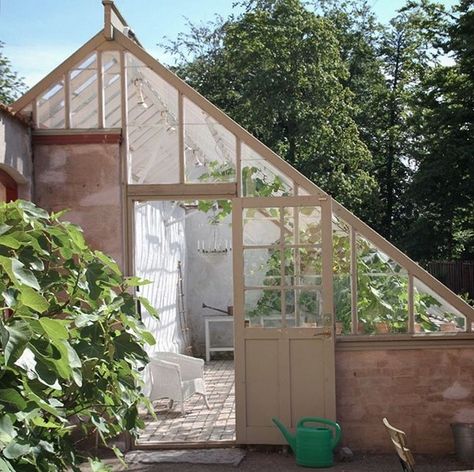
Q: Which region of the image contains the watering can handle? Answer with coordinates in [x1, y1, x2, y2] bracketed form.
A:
[297, 417, 342, 449]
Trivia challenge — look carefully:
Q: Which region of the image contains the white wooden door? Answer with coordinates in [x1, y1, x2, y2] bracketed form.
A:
[233, 196, 335, 444]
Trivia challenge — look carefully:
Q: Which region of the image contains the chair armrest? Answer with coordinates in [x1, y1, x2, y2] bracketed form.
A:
[146, 359, 184, 402]
[151, 352, 204, 380]
[149, 359, 182, 383]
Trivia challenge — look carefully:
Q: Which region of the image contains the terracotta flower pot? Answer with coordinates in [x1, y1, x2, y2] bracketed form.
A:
[440, 322, 457, 332]
[375, 322, 390, 334]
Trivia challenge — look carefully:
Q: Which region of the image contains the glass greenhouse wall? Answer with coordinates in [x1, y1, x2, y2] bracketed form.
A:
[14, 24, 474, 340]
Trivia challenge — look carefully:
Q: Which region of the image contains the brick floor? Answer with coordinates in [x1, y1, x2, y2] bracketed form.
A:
[137, 360, 235, 444]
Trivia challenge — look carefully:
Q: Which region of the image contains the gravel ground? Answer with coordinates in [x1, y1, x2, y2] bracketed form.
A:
[91, 450, 474, 472]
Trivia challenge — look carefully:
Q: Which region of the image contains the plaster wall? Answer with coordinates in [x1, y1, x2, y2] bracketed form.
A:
[336, 347, 474, 454]
[185, 210, 233, 358]
[0, 110, 32, 198]
[33, 143, 123, 268]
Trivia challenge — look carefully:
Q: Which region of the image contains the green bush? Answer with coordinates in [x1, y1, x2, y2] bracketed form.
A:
[0, 201, 156, 471]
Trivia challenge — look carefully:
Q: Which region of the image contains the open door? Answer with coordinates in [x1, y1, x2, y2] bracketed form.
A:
[233, 195, 335, 444]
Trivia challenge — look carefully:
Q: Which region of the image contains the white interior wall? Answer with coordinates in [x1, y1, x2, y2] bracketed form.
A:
[134, 200, 187, 355]
[185, 210, 234, 358]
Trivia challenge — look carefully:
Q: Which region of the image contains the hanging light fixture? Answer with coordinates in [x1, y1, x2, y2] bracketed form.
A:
[133, 78, 148, 109]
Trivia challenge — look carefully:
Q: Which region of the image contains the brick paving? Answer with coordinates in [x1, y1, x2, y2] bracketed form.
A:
[138, 360, 235, 444]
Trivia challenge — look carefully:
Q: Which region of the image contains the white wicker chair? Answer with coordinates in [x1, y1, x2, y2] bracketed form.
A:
[147, 352, 210, 415]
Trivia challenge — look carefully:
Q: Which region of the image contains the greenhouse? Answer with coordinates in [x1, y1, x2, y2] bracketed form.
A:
[4, 0, 474, 454]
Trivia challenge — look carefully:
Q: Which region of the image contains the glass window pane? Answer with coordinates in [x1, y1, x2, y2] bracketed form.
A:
[333, 215, 351, 335]
[243, 208, 280, 246]
[127, 53, 179, 184]
[69, 53, 98, 128]
[288, 289, 323, 327]
[241, 143, 293, 196]
[297, 247, 322, 285]
[37, 80, 65, 128]
[103, 51, 121, 128]
[297, 206, 322, 245]
[245, 289, 282, 327]
[357, 273, 409, 334]
[184, 98, 236, 183]
[297, 186, 311, 196]
[414, 278, 467, 333]
[357, 234, 406, 275]
[244, 248, 281, 287]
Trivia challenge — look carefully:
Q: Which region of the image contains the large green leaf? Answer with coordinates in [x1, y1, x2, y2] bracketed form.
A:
[11, 259, 40, 290]
[2, 439, 31, 459]
[38, 318, 69, 341]
[95, 251, 121, 276]
[22, 381, 63, 417]
[65, 223, 86, 250]
[15, 346, 62, 390]
[0, 224, 12, 237]
[18, 200, 49, 220]
[19, 287, 49, 314]
[0, 415, 16, 445]
[0, 320, 31, 365]
[138, 297, 158, 317]
[0, 235, 21, 250]
[0, 457, 16, 472]
[0, 389, 27, 410]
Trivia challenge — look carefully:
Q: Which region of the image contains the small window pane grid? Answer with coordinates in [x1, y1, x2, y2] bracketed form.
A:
[332, 214, 467, 336]
[243, 206, 324, 328]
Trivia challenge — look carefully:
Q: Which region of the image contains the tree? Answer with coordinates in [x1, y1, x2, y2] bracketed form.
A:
[0, 201, 156, 471]
[314, 0, 388, 229]
[404, 0, 474, 261]
[0, 42, 25, 104]
[165, 0, 378, 218]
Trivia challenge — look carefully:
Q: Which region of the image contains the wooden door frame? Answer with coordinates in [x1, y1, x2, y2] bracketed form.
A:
[232, 195, 335, 444]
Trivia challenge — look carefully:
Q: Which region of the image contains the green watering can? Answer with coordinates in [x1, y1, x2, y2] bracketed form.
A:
[272, 417, 341, 468]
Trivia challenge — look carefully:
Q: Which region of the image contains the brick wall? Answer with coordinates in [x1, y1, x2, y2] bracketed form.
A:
[336, 348, 474, 454]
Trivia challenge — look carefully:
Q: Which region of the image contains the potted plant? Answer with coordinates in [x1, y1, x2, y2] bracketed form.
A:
[374, 316, 390, 334]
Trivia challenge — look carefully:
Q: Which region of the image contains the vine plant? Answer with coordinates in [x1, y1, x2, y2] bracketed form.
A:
[197, 160, 461, 334]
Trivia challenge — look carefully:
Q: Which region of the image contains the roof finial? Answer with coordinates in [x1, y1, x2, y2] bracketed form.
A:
[102, 0, 114, 40]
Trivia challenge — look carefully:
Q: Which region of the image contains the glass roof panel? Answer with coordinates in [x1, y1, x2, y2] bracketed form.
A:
[241, 143, 293, 196]
[126, 52, 179, 184]
[184, 97, 236, 183]
[414, 277, 467, 333]
[69, 53, 98, 128]
[103, 51, 121, 128]
[37, 79, 65, 129]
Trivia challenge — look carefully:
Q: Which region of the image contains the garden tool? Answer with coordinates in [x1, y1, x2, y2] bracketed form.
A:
[272, 416, 341, 468]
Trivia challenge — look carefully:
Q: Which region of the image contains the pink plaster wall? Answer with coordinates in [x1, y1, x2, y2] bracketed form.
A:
[336, 348, 474, 454]
[33, 143, 124, 269]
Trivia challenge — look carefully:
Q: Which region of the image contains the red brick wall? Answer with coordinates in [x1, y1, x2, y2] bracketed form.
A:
[33, 143, 124, 269]
[336, 348, 474, 454]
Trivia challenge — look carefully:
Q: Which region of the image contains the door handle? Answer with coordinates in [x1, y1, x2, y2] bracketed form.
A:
[313, 330, 332, 338]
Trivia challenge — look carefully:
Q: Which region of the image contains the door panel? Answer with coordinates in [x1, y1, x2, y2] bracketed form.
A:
[245, 339, 279, 427]
[289, 338, 329, 428]
[233, 196, 335, 444]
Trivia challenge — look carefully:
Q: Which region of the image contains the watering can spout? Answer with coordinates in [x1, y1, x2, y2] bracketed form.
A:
[272, 417, 296, 451]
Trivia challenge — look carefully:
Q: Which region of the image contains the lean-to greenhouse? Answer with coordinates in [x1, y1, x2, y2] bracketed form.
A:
[2, 0, 473, 454]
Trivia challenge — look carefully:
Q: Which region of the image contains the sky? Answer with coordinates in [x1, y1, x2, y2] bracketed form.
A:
[0, 0, 459, 89]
